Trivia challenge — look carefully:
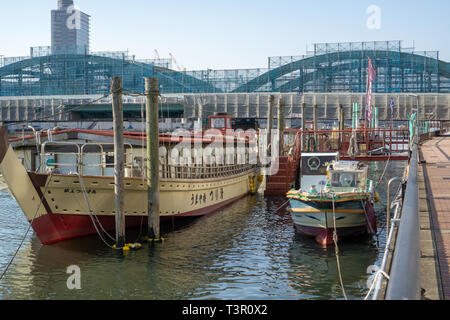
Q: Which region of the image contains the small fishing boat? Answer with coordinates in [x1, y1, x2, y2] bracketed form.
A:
[287, 153, 377, 245]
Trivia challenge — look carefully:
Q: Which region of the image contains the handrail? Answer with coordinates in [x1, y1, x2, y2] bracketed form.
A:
[386, 177, 402, 233]
[370, 200, 402, 300]
[385, 133, 420, 300]
[40, 141, 81, 173]
[80, 143, 105, 176]
[159, 163, 256, 180]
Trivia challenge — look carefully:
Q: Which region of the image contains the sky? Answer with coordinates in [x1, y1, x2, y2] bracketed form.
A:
[0, 0, 449, 70]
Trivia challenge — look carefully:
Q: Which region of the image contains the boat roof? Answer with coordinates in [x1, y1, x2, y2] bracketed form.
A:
[329, 160, 367, 171]
[301, 152, 339, 157]
[8, 129, 252, 147]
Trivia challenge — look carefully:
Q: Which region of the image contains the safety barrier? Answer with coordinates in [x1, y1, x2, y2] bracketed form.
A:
[384, 129, 441, 299]
[385, 134, 420, 300]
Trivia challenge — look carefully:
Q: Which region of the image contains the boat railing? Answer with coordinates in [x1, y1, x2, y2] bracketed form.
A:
[40, 142, 136, 176]
[299, 128, 410, 154]
[159, 163, 257, 180]
[39, 140, 257, 179]
[79, 143, 136, 177]
[40, 141, 81, 174]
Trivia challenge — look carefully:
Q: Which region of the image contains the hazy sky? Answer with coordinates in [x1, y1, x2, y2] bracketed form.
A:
[0, 0, 449, 70]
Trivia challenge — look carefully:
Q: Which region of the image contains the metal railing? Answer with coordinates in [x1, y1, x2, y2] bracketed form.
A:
[385, 132, 420, 300]
[366, 175, 404, 300]
[299, 128, 410, 154]
[39, 142, 136, 176]
[40, 141, 257, 180]
[159, 163, 257, 180]
[367, 118, 445, 300]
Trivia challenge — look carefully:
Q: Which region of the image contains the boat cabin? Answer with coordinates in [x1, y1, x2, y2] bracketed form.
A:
[325, 161, 369, 192]
[8, 128, 257, 180]
[300, 152, 338, 192]
[208, 113, 232, 132]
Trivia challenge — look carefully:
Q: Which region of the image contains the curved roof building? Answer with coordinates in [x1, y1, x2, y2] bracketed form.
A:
[0, 41, 449, 97]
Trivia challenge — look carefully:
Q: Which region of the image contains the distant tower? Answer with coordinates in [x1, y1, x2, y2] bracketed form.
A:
[51, 0, 90, 54]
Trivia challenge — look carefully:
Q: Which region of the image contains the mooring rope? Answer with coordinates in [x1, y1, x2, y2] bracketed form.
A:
[73, 172, 122, 250]
[274, 200, 290, 213]
[0, 171, 55, 281]
[331, 194, 348, 300]
[364, 269, 390, 300]
[374, 152, 392, 190]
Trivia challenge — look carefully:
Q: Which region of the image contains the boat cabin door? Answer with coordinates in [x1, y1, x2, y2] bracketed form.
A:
[209, 114, 232, 133]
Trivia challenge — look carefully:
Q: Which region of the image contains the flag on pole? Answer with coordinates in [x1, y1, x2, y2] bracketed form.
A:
[365, 58, 376, 126]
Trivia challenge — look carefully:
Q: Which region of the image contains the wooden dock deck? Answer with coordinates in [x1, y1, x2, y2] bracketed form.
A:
[420, 133, 450, 299]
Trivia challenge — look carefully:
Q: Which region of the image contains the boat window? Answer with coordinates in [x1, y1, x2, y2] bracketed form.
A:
[105, 155, 114, 168]
[331, 172, 341, 187]
[330, 172, 361, 188]
[211, 118, 226, 129]
[339, 173, 355, 187]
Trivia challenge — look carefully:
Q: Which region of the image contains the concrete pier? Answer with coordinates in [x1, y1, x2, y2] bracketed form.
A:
[420, 133, 450, 299]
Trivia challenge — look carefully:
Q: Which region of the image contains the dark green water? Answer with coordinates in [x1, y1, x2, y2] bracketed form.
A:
[0, 161, 405, 300]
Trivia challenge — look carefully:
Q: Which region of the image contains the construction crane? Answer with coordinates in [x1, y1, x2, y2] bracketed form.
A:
[154, 49, 160, 60]
[169, 53, 186, 72]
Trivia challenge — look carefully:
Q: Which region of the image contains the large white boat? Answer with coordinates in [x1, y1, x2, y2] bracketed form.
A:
[0, 119, 262, 245]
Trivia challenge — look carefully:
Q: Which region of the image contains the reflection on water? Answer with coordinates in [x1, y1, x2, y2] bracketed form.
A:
[0, 161, 405, 300]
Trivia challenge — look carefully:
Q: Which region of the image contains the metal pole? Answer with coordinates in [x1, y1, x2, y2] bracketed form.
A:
[111, 77, 125, 248]
[313, 104, 318, 142]
[301, 102, 306, 148]
[145, 78, 160, 240]
[278, 98, 285, 156]
[339, 104, 344, 148]
[267, 95, 274, 155]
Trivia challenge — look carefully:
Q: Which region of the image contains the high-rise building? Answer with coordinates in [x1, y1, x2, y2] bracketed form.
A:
[51, 0, 90, 54]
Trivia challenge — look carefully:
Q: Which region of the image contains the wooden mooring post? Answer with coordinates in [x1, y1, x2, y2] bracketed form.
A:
[111, 77, 125, 248]
[145, 77, 160, 240]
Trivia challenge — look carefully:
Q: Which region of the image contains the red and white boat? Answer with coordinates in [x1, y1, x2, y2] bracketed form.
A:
[0, 117, 262, 245]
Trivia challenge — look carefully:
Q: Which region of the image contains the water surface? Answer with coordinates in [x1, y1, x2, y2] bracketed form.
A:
[0, 161, 405, 300]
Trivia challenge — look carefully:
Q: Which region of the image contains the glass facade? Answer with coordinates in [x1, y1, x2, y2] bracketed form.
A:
[51, 0, 90, 54]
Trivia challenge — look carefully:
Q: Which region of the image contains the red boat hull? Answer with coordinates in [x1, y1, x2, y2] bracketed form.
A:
[294, 224, 368, 246]
[30, 193, 247, 245]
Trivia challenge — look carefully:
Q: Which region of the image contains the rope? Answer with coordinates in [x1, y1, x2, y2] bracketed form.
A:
[122, 88, 161, 98]
[331, 194, 348, 300]
[374, 152, 391, 190]
[74, 172, 122, 250]
[75, 173, 115, 241]
[274, 200, 290, 213]
[0, 171, 55, 281]
[364, 269, 390, 300]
